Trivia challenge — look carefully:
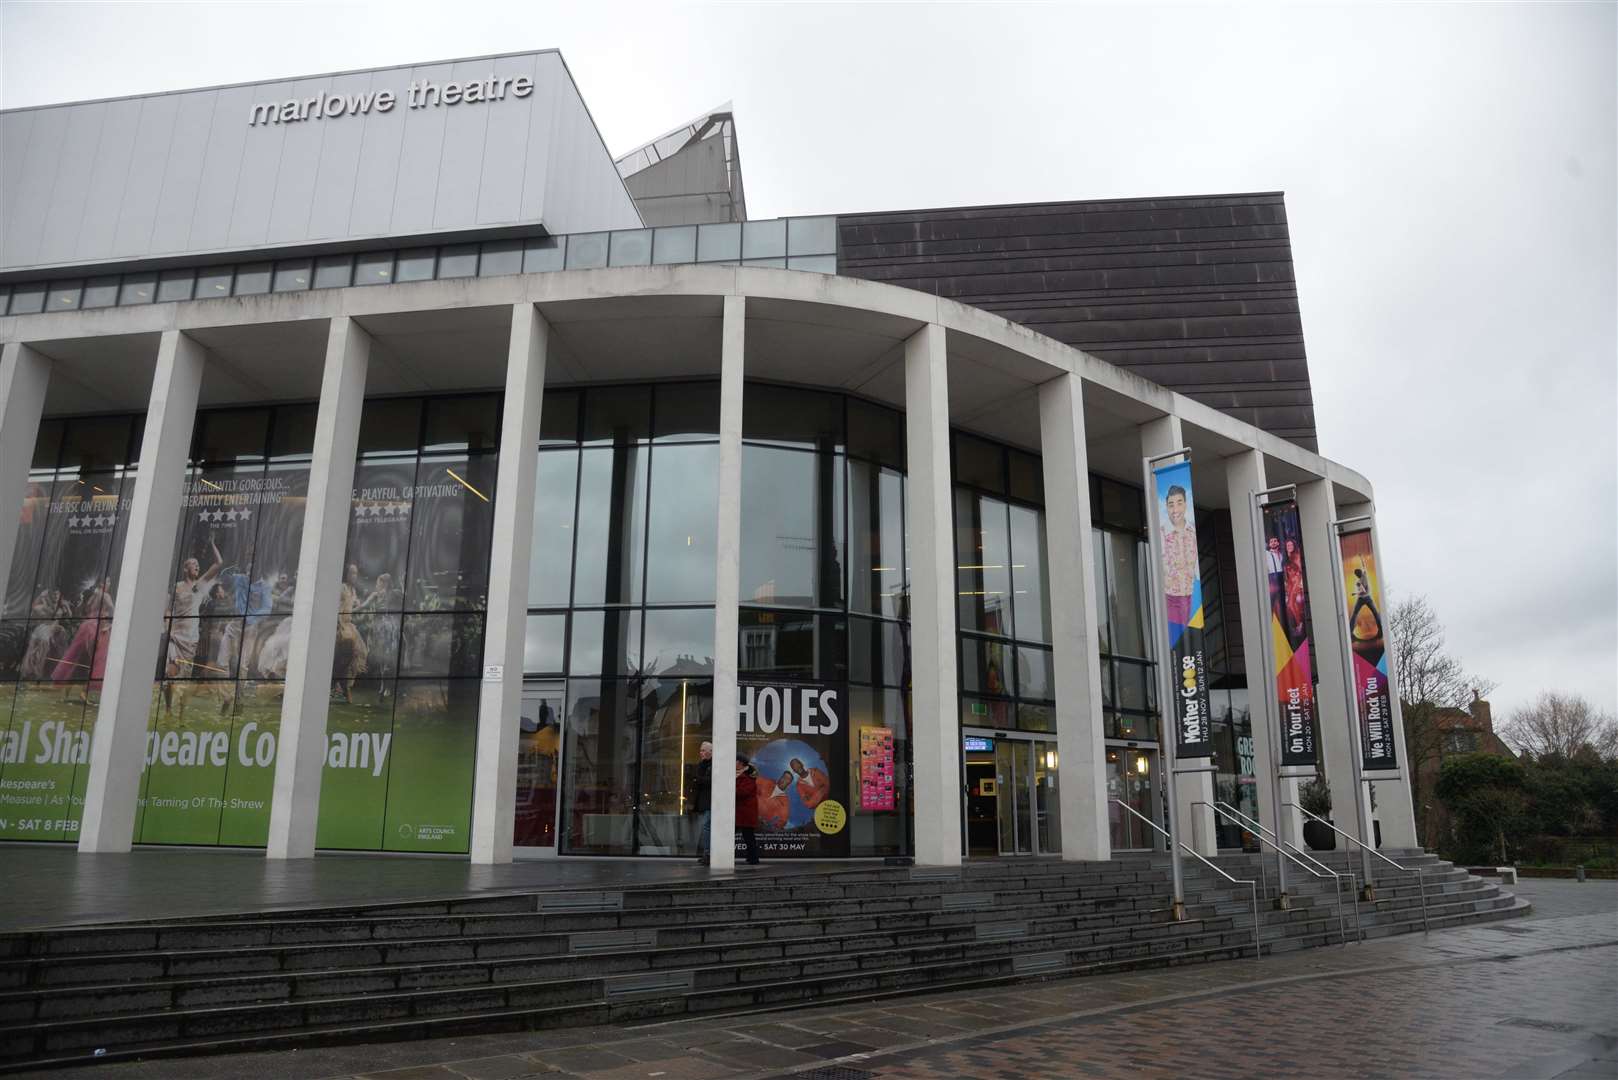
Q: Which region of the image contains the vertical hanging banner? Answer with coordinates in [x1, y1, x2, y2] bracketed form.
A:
[1260, 499, 1317, 767]
[1150, 460, 1213, 758]
[1338, 527, 1398, 772]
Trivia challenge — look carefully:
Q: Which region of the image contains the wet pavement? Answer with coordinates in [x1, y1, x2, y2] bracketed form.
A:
[19, 878, 1616, 1080]
[0, 845, 839, 930]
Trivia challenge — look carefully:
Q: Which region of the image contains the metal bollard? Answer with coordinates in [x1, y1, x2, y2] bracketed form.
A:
[1576, 865, 1586, 883]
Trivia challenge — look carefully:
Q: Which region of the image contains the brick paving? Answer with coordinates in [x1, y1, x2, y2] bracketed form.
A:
[19, 880, 1617, 1080]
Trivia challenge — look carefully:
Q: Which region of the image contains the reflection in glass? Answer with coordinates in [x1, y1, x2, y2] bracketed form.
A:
[1008, 504, 1050, 643]
[740, 445, 844, 609]
[561, 678, 641, 854]
[737, 608, 846, 682]
[849, 616, 907, 687]
[398, 613, 485, 677]
[344, 461, 415, 613]
[653, 383, 719, 442]
[523, 613, 566, 674]
[528, 451, 579, 606]
[635, 677, 713, 854]
[848, 460, 905, 618]
[572, 447, 647, 605]
[645, 444, 717, 603]
[514, 684, 564, 846]
[568, 609, 641, 678]
[641, 608, 714, 676]
[1017, 645, 1055, 702]
[1108, 534, 1147, 657]
[960, 635, 1012, 697]
[955, 491, 1011, 637]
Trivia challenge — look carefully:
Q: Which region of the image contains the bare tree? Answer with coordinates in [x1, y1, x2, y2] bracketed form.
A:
[1388, 595, 1495, 844]
[1499, 692, 1618, 762]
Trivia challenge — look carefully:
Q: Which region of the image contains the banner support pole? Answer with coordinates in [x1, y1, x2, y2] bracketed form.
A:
[1331, 516, 1380, 900]
[1247, 486, 1293, 907]
[1143, 446, 1192, 922]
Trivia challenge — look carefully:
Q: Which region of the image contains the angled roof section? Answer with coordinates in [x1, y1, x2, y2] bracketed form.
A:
[615, 104, 746, 226]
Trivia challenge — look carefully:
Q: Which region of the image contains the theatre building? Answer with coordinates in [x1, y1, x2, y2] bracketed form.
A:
[0, 51, 1417, 869]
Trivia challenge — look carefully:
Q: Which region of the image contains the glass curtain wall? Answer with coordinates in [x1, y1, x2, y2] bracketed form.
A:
[127, 394, 499, 852]
[529, 384, 720, 856]
[1088, 474, 1163, 849]
[0, 415, 142, 842]
[953, 433, 1054, 735]
[738, 387, 911, 859]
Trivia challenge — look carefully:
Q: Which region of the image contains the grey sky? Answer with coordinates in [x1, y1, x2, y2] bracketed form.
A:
[4, 2, 1614, 718]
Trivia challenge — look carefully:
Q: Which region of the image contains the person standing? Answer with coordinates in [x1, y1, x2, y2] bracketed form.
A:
[735, 755, 761, 866]
[692, 741, 714, 865]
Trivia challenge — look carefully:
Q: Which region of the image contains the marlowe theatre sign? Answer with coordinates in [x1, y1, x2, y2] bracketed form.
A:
[248, 74, 534, 127]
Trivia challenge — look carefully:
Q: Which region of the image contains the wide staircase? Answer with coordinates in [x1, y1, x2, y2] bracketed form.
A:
[0, 852, 1526, 1071]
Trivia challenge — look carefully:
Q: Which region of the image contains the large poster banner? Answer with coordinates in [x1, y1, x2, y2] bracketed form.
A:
[1149, 460, 1213, 758]
[737, 682, 848, 857]
[1339, 527, 1397, 772]
[1261, 499, 1317, 768]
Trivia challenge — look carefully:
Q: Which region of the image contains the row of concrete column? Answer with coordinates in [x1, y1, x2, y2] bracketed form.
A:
[0, 301, 1416, 867]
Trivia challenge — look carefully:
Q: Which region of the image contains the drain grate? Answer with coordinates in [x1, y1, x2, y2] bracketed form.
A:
[536, 890, 624, 912]
[1497, 1017, 1583, 1033]
[941, 892, 995, 911]
[570, 928, 657, 953]
[797, 1069, 876, 1080]
[975, 920, 1028, 942]
[604, 970, 693, 999]
[1013, 950, 1068, 975]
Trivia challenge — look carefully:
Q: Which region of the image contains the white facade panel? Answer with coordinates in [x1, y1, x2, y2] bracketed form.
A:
[432, 60, 496, 231]
[187, 86, 256, 253]
[7, 108, 67, 268]
[474, 54, 539, 226]
[112, 95, 182, 257]
[390, 62, 455, 235]
[74, 99, 143, 262]
[266, 78, 336, 244]
[305, 71, 375, 241]
[149, 92, 218, 256]
[36, 105, 106, 264]
[1, 51, 640, 275]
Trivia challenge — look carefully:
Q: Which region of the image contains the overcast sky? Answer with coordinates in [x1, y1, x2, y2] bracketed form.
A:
[3, 2, 1614, 719]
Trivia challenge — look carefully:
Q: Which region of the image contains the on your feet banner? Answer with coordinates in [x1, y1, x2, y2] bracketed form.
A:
[1260, 499, 1317, 768]
[1338, 527, 1397, 773]
[1148, 459, 1212, 759]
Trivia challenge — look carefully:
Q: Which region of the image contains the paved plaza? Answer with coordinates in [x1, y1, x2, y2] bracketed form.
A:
[17, 878, 1614, 1080]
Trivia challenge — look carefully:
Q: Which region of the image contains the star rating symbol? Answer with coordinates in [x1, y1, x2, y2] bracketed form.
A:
[68, 515, 81, 528]
[223, 508, 239, 522]
[238, 508, 252, 522]
[197, 510, 213, 523]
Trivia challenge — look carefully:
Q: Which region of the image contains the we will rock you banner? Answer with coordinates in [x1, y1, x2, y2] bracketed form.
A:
[1260, 499, 1317, 768]
[1150, 460, 1212, 759]
[1339, 527, 1398, 772]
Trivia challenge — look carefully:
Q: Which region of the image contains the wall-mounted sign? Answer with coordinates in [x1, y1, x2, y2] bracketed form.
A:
[859, 726, 895, 811]
[248, 75, 534, 127]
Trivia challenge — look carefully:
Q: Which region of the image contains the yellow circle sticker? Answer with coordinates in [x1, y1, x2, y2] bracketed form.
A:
[814, 800, 847, 835]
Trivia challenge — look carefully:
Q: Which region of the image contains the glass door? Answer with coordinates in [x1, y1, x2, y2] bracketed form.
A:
[514, 682, 564, 852]
[1105, 746, 1157, 850]
[1033, 741, 1061, 855]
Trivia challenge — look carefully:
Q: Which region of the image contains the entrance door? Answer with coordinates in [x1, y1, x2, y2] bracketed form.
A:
[1105, 746, 1156, 850]
[513, 683, 564, 852]
[963, 732, 1062, 857]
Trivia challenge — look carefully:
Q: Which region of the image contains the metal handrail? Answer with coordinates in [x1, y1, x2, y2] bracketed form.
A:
[1199, 800, 1360, 946]
[1110, 798, 1262, 960]
[1287, 802, 1430, 934]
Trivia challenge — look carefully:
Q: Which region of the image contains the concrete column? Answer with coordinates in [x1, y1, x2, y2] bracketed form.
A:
[1222, 449, 1303, 850]
[707, 295, 745, 872]
[1298, 479, 1372, 853]
[0, 343, 51, 605]
[469, 305, 548, 865]
[1340, 499, 1419, 849]
[1038, 374, 1109, 861]
[1140, 416, 1217, 856]
[266, 317, 370, 860]
[79, 331, 205, 853]
[905, 323, 962, 867]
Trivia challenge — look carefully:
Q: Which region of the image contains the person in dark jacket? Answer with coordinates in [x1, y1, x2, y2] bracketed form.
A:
[735, 755, 761, 866]
[692, 741, 713, 865]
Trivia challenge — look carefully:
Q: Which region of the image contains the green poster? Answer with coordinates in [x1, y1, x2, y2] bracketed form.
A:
[0, 684, 90, 842]
[217, 685, 281, 846]
[314, 685, 395, 850]
[382, 681, 476, 853]
[137, 680, 234, 845]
